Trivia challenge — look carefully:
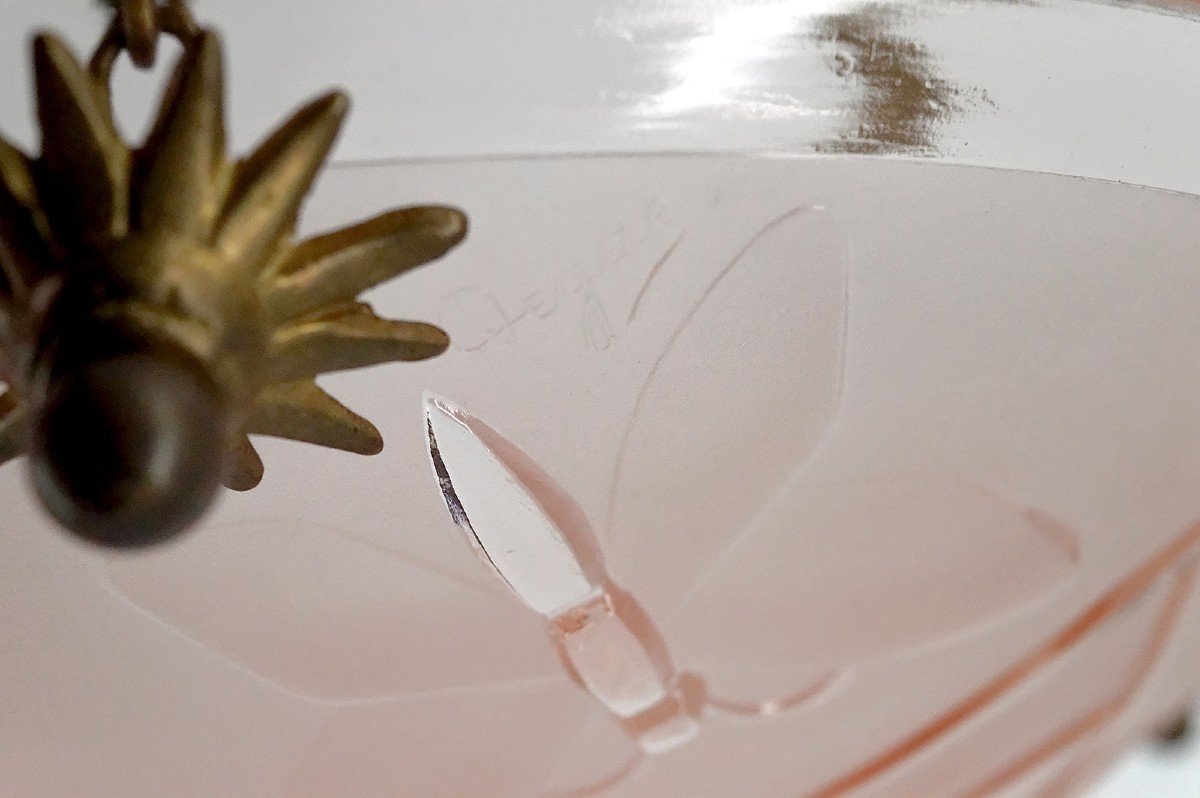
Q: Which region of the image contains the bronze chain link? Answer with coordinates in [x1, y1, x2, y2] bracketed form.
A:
[105, 0, 195, 69]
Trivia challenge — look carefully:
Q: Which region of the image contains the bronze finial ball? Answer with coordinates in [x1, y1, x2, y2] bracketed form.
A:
[30, 349, 225, 548]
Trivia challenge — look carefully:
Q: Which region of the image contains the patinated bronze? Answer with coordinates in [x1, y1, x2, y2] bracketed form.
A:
[0, 0, 465, 546]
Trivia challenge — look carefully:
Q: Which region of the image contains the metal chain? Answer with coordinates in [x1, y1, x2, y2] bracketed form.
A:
[102, 0, 194, 70]
[118, 0, 157, 68]
[92, 0, 198, 82]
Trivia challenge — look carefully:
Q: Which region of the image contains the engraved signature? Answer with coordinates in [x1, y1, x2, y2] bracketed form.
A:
[439, 199, 679, 353]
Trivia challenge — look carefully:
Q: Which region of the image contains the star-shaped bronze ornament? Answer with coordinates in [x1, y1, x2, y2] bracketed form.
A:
[0, 3, 466, 547]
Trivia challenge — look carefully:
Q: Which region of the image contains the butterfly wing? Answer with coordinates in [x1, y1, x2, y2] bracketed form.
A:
[606, 205, 848, 625]
[607, 200, 1076, 708]
[663, 476, 1077, 705]
[104, 514, 559, 702]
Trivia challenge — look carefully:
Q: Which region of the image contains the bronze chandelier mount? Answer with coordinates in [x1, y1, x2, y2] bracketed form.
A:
[0, 0, 466, 547]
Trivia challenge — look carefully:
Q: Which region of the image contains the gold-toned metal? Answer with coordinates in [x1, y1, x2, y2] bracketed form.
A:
[813, 6, 983, 155]
[119, 0, 158, 69]
[1156, 710, 1195, 749]
[0, 6, 465, 520]
[95, 0, 200, 79]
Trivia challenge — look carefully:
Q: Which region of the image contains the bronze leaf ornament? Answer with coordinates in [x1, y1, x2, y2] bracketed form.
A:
[0, 2, 466, 547]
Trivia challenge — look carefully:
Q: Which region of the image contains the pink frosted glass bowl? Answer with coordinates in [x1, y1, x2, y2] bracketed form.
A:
[2, 1, 1200, 796]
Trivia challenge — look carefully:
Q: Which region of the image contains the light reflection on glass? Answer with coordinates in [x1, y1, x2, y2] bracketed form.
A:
[647, 0, 847, 118]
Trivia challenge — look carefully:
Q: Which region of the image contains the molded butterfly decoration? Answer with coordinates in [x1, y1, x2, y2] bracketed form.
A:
[0, 8, 464, 547]
[97, 204, 1089, 796]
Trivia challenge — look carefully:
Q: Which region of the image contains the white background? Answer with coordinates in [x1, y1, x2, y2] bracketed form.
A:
[1094, 707, 1200, 798]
